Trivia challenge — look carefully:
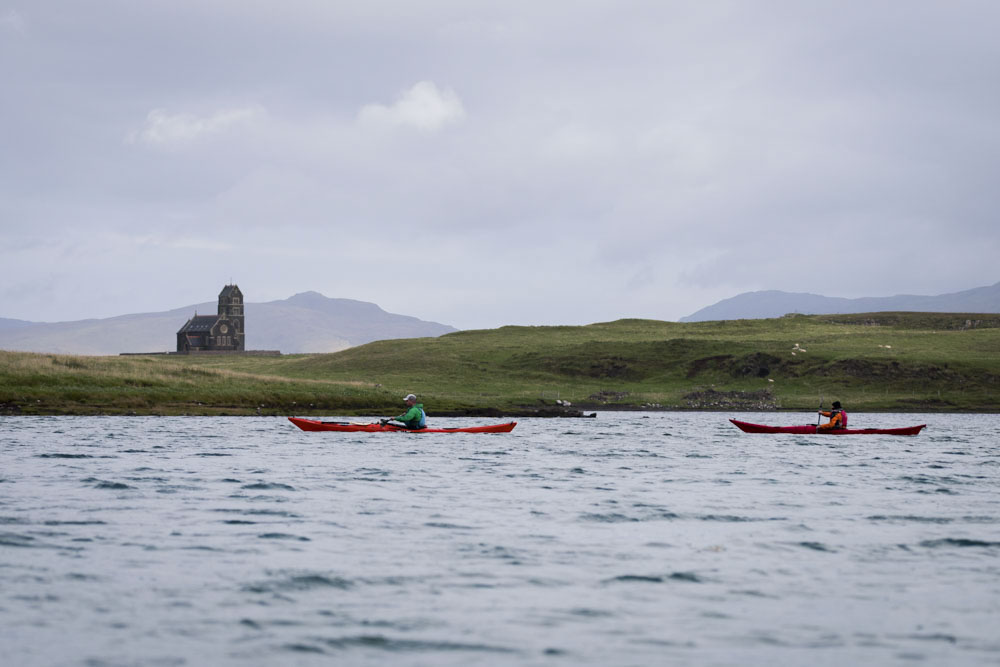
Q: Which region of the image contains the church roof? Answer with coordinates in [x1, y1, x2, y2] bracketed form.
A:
[219, 284, 242, 299]
[177, 315, 219, 334]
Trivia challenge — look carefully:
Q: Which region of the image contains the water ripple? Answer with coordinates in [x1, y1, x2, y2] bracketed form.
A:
[1, 413, 998, 666]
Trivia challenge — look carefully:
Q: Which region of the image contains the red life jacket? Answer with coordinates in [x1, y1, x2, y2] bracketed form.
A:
[837, 410, 848, 428]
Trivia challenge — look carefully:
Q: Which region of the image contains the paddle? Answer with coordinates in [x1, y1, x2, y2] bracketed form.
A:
[816, 396, 823, 429]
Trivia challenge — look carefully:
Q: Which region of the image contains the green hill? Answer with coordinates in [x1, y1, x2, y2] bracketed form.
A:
[2, 312, 998, 415]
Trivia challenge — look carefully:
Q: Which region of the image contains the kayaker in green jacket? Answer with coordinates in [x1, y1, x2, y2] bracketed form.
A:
[383, 393, 427, 429]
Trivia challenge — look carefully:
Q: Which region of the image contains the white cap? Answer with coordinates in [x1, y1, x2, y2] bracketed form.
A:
[404, 394, 417, 402]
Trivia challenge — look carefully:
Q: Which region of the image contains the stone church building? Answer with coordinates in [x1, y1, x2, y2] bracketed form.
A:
[176, 285, 246, 353]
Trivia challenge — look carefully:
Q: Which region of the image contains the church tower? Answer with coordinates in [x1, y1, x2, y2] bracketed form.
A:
[216, 284, 245, 351]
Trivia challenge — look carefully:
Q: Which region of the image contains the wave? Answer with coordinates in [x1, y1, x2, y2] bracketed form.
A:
[867, 514, 953, 523]
[313, 634, 515, 654]
[0, 517, 29, 525]
[243, 572, 353, 594]
[697, 514, 786, 522]
[0, 532, 36, 547]
[920, 538, 1000, 549]
[93, 481, 131, 490]
[282, 643, 326, 654]
[36, 453, 94, 458]
[606, 572, 703, 584]
[211, 508, 301, 517]
[257, 533, 310, 541]
[240, 482, 296, 491]
[580, 512, 640, 523]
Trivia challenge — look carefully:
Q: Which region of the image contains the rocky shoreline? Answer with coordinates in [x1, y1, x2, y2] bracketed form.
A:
[2, 391, 994, 418]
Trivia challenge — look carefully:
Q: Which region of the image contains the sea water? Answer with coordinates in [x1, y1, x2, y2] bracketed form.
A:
[1, 413, 998, 666]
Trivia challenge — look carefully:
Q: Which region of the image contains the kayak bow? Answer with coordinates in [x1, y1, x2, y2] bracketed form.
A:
[729, 419, 925, 436]
[288, 417, 517, 433]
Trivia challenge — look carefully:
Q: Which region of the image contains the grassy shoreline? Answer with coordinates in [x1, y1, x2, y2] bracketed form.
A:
[2, 312, 998, 416]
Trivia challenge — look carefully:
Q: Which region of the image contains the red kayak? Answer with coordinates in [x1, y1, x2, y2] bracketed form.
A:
[289, 417, 517, 434]
[730, 419, 926, 436]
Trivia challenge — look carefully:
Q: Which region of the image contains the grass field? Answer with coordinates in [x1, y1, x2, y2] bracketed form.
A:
[2, 312, 998, 415]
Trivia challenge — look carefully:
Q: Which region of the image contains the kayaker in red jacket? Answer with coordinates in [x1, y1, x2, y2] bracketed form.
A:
[818, 401, 847, 430]
[382, 394, 427, 430]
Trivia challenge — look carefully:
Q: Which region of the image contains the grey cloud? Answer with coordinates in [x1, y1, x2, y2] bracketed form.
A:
[2, 1, 999, 328]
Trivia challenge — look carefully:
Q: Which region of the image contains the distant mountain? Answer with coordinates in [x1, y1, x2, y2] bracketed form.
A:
[680, 282, 1000, 322]
[0, 291, 457, 355]
[0, 317, 36, 331]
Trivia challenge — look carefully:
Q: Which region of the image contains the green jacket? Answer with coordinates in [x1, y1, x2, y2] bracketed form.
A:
[393, 403, 426, 429]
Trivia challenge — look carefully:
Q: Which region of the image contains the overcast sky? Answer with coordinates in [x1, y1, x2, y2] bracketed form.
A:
[2, 1, 998, 329]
